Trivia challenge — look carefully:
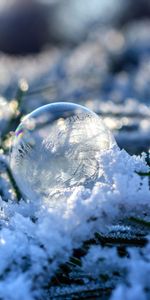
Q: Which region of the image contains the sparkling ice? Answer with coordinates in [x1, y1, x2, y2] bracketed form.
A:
[10, 102, 116, 201]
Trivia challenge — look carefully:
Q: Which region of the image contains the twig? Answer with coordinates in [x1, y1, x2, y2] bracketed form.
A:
[16, 78, 29, 110]
[128, 216, 150, 228]
[5, 163, 22, 202]
[1, 78, 29, 144]
[95, 232, 147, 247]
[136, 171, 150, 176]
[49, 286, 112, 299]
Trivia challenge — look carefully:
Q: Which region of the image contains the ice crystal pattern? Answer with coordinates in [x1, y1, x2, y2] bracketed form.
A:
[10, 102, 116, 201]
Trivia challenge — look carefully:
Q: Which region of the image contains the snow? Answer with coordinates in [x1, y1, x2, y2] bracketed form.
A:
[0, 146, 150, 299]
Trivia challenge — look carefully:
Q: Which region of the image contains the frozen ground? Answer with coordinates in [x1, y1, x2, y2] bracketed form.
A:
[0, 17, 150, 300]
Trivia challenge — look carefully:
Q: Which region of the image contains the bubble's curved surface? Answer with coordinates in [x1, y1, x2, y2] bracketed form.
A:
[10, 102, 116, 200]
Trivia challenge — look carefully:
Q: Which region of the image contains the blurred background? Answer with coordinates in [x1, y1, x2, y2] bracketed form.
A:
[0, 0, 150, 154]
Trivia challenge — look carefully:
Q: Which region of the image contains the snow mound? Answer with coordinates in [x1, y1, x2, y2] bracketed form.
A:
[0, 147, 150, 299]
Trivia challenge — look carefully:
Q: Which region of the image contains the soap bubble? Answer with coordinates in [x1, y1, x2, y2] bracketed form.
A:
[10, 102, 116, 201]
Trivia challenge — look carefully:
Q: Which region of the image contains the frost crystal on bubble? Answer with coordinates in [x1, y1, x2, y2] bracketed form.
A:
[10, 102, 116, 201]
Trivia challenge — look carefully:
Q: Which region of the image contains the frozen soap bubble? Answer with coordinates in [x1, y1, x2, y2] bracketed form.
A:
[10, 102, 116, 201]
